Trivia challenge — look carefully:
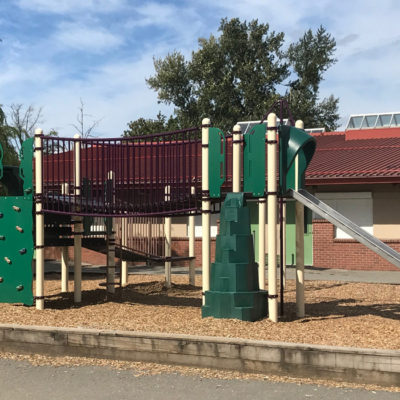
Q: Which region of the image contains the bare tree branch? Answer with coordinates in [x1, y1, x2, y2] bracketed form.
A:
[71, 98, 102, 138]
[8, 104, 44, 152]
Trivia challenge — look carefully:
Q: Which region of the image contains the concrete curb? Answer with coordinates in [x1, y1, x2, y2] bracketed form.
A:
[0, 324, 399, 387]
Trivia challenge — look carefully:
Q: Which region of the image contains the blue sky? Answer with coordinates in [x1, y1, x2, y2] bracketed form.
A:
[1, 0, 400, 136]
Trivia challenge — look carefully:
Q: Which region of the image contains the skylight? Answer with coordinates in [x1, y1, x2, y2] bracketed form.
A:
[346, 112, 400, 130]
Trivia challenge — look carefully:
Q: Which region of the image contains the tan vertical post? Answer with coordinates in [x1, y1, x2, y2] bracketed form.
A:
[34, 129, 44, 310]
[201, 118, 211, 305]
[282, 201, 287, 289]
[61, 183, 69, 293]
[258, 198, 266, 290]
[295, 119, 305, 317]
[121, 218, 128, 287]
[188, 186, 196, 286]
[267, 113, 278, 322]
[73, 134, 82, 303]
[106, 171, 115, 294]
[165, 185, 171, 288]
[232, 124, 241, 193]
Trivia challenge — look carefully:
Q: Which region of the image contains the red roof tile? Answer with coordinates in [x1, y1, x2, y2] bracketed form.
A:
[306, 128, 400, 185]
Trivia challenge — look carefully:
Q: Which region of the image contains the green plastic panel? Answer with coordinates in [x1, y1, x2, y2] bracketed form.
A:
[202, 192, 267, 321]
[243, 124, 266, 196]
[0, 138, 34, 305]
[279, 125, 316, 195]
[208, 128, 225, 198]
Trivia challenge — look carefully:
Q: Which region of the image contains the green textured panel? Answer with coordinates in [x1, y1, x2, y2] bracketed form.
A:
[279, 125, 316, 195]
[208, 128, 225, 198]
[202, 192, 267, 321]
[243, 124, 266, 196]
[0, 138, 34, 305]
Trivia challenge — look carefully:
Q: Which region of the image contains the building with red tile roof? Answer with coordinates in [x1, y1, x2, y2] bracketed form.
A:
[301, 127, 400, 271]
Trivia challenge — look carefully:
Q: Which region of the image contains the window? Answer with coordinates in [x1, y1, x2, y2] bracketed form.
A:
[315, 192, 373, 239]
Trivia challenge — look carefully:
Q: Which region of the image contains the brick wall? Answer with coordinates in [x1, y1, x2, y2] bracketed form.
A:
[45, 247, 111, 266]
[171, 237, 216, 267]
[313, 219, 400, 271]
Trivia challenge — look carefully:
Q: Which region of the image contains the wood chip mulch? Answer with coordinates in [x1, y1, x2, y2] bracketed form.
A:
[0, 273, 398, 350]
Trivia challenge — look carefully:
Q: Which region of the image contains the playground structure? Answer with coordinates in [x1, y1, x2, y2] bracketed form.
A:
[1, 100, 400, 323]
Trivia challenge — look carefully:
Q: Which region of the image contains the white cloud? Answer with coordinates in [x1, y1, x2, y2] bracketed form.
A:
[5, 0, 400, 135]
[54, 23, 124, 53]
[16, 0, 126, 14]
[17, 53, 174, 137]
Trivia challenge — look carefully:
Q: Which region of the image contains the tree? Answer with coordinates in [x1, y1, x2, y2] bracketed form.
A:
[8, 103, 43, 153]
[286, 26, 339, 131]
[123, 111, 180, 137]
[0, 106, 19, 165]
[145, 18, 288, 132]
[72, 99, 102, 138]
[128, 18, 339, 134]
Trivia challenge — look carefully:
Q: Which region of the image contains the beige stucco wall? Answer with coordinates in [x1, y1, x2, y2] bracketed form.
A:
[373, 191, 400, 239]
[171, 216, 189, 237]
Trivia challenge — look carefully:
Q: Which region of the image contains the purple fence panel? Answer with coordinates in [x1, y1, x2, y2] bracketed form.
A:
[41, 128, 203, 217]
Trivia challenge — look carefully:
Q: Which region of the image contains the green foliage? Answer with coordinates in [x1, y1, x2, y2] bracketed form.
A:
[0, 107, 19, 166]
[145, 18, 288, 132]
[126, 19, 340, 134]
[124, 111, 180, 137]
[286, 26, 339, 131]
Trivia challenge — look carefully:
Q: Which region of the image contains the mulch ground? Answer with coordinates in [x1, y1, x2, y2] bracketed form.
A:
[0, 273, 398, 350]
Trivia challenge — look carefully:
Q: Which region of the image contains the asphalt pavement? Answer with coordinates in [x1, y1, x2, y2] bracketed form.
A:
[0, 358, 397, 400]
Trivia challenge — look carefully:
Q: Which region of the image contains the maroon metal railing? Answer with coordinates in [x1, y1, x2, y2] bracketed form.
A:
[41, 128, 203, 217]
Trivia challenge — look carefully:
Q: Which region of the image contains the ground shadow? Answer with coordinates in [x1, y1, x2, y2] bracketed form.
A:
[41, 280, 202, 310]
[279, 298, 400, 322]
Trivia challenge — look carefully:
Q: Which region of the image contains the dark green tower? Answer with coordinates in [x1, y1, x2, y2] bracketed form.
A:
[202, 193, 268, 321]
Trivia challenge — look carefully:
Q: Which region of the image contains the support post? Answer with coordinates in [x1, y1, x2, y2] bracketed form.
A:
[106, 171, 115, 294]
[282, 201, 287, 289]
[267, 113, 278, 322]
[61, 183, 69, 293]
[188, 186, 196, 286]
[232, 124, 241, 193]
[258, 198, 266, 290]
[61, 247, 69, 293]
[201, 118, 211, 305]
[121, 218, 128, 287]
[34, 129, 44, 310]
[73, 134, 82, 303]
[164, 185, 171, 288]
[295, 119, 305, 318]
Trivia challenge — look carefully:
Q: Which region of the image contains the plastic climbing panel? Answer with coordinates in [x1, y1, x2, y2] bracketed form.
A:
[0, 138, 34, 305]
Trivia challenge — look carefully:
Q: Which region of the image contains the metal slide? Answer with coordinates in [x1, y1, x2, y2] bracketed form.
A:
[290, 189, 400, 270]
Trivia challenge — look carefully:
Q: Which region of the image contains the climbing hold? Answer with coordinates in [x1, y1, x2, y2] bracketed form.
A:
[24, 188, 32, 194]
[4, 257, 11, 264]
[12, 205, 21, 212]
[16, 226, 23, 233]
[0, 213, 3, 218]
[19, 248, 27, 255]
[16, 285, 23, 291]
[0, 235, 5, 240]
[0, 277, 3, 283]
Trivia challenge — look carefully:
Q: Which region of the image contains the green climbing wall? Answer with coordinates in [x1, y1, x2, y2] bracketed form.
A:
[0, 138, 34, 305]
[202, 193, 268, 321]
